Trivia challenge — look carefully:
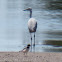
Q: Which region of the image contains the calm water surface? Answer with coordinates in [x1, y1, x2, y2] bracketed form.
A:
[0, 0, 62, 52]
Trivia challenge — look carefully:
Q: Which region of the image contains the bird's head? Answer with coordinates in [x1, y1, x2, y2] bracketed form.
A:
[23, 7, 32, 11]
[27, 44, 30, 49]
[23, 7, 32, 18]
[27, 44, 30, 47]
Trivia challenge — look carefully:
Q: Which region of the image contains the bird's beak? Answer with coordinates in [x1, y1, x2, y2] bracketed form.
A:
[23, 9, 28, 11]
[23, 8, 29, 11]
[23, 9, 26, 11]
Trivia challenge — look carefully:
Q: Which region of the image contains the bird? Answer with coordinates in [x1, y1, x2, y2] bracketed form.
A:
[23, 8, 37, 50]
[19, 44, 30, 55]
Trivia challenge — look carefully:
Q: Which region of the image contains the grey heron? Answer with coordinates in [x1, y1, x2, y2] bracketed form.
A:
[23, 8, 37, 49]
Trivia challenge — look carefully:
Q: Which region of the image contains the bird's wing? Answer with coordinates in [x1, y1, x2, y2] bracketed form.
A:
[22, 47, 27, 52]
[34, 21, 37, 30]
[19, 47, 27, 52]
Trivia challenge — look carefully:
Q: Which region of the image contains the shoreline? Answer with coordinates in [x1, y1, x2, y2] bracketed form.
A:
[0, 52, 62, 62]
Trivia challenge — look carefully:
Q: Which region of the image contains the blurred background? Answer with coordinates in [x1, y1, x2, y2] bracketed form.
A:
[0, 0, 62, 52]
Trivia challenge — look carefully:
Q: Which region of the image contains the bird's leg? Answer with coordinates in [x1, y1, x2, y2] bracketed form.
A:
[33, 32, 35, 52]
[30, 33, 32, 52]
[24, 53, 25, 55]
[33, 32, 35, 46]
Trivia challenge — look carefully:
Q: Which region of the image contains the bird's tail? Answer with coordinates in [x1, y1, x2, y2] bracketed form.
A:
[19, 50, 23, 52]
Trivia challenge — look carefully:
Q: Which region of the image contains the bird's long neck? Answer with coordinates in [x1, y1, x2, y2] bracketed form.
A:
[30, 10, 32, 18]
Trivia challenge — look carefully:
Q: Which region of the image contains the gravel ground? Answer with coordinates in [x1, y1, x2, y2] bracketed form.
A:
[0, 52, 62, 62]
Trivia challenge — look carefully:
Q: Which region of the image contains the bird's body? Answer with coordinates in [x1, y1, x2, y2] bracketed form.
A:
[22, 47, 29, 54]
[19, 44, 30, 55]
[28, 18, 37, 33]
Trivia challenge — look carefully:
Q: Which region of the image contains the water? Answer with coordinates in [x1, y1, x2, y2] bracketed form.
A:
[0, 0, 62, 52]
